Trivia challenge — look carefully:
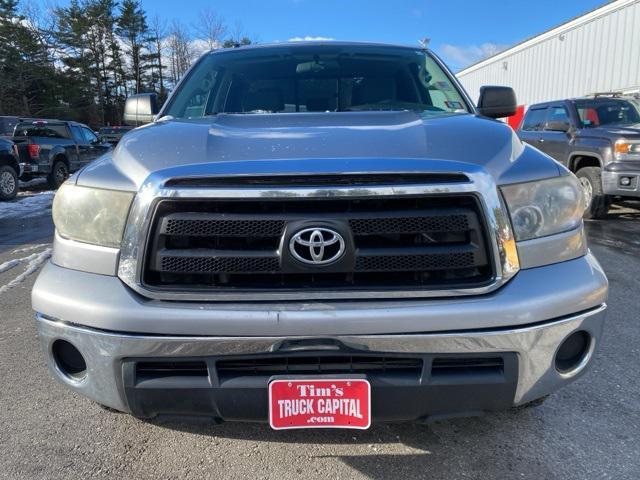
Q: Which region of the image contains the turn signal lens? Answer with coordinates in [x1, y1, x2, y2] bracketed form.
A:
[615, 140, 640, 158]
[615, 141, 631, 154]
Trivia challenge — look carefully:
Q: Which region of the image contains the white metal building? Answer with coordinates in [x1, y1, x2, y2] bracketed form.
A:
[456, 0, 640, 127]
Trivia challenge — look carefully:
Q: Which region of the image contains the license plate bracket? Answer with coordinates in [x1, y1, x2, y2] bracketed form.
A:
[269, 378, 371, 430]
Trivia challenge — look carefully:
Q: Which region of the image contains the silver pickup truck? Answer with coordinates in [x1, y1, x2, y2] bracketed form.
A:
[32, 42, 607, 429]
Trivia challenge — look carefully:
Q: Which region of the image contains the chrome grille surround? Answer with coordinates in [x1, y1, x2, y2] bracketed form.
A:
[118, 169, 519, 301]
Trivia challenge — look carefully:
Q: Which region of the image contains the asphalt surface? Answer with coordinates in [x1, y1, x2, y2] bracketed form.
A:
[1, 187, 639, 480]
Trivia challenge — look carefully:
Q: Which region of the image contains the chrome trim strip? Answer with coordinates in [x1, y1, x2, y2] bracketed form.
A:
[35, 304, 606, 412]
[118, 169, 519, 301]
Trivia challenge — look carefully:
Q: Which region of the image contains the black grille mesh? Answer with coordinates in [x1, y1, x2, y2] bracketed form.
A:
[161, 256, 280, 273]
[144, 194, 493, 292]
[165, 218, 285, 237]
[217, 355, 423, 377]
[355, 252, 475, 272]
[349, 215, 469, 234]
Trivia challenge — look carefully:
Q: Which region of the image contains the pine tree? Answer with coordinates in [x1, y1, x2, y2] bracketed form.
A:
[116, 0, 148, 95]
[0, 0, 254, 127]
[0, 0, 59, 116]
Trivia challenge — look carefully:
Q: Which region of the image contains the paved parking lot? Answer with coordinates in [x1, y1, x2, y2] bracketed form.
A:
[1, 187, 639, 479]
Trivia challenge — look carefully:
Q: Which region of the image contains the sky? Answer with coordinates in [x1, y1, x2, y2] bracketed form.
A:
[42, 0, 609, 71]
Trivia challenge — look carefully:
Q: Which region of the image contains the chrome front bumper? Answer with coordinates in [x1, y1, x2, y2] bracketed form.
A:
[36, 304, 606, 416]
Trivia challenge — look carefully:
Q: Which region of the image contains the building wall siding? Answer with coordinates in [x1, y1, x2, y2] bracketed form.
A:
[457, 0, 640, 111]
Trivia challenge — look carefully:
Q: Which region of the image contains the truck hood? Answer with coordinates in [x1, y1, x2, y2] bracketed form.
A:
[588, 124, 640, 138]
[77, 111, 560, 191]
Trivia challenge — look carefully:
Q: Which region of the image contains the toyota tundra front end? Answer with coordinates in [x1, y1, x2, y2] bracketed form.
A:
[32, 43, 607, 428]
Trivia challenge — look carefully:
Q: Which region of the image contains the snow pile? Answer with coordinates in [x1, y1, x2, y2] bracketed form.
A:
[0, 191, 55, 220]
[0, 247, 52, 295]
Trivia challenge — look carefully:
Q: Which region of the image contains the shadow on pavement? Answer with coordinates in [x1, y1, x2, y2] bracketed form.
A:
[142, 407, 543, 478]
[145, 406, 539, 446]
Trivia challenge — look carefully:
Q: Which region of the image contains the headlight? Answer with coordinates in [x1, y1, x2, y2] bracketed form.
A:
[52, 183, 135, 247]
[501, 175, 585, 241]
[614, 139, 640, 160]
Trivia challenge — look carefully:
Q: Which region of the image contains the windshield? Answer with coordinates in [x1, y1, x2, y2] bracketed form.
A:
[100, 127, 129, 134]
[0, 118, 19, 136]
[14, 123, 69, 138]
[574, 98, 640, 128]
[163, 45, 470, 119]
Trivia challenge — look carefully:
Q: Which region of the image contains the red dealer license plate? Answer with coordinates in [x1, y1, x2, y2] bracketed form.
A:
[269, 379, 371, 430]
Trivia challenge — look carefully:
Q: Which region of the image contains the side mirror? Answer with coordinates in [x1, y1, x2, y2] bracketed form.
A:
[124, 93, 159, 126]
[477, 86, 517, 119]
[544, 120, 571, 132]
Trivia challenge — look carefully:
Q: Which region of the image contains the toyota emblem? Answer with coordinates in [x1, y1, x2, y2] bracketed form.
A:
[289, 227, 346, 265]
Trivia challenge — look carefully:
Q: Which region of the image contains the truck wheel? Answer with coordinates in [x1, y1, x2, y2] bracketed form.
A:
[0, 165, 18, 201]
[576, 167, 610, 219]
[47, 160, 69, 189]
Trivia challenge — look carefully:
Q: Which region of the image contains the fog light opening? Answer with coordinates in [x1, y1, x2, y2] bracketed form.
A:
[52, 340, 87, 382]
[555, 330, 593, 376]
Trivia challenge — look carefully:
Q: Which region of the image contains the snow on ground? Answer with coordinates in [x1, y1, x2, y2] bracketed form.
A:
[0, 190, 55, 220]
[0, 179, 55, 292]
[0, 247, 52, 295]
[11, 243, 51, 254]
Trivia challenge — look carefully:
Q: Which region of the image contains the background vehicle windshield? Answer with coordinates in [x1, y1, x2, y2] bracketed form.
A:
[164, 45, 470, 118]
[100, 127, 130, 134]
[14, 123, 69, 138]
[575, 98, 640, 128]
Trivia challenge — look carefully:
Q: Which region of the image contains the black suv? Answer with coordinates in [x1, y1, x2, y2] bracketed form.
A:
[517, 94, 640, 218]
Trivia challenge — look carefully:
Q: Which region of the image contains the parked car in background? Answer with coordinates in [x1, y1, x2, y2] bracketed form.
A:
[0, 137, 20, 200]
[517, 93, 640, 218]
[13, 120, 111, 188]
[98, 126, 133, 145]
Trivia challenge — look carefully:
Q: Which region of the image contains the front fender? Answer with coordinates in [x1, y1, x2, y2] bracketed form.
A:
[569, 136, 612, 168]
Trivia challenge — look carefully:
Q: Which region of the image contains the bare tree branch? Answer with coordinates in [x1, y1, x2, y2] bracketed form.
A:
[194, 8, 226, 50]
